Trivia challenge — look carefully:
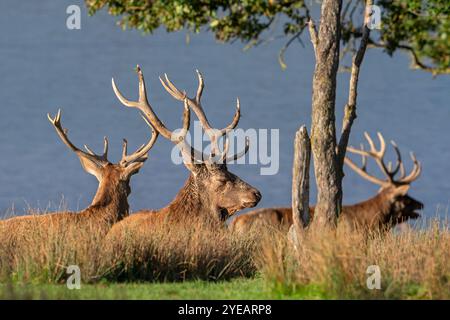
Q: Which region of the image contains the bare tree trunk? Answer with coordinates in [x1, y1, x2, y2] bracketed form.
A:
[289, 126, 311, 245]
[309, 0, 343, 227]
[291, 126, 311, 230]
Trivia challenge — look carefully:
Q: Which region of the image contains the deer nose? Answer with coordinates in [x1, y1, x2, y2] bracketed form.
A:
[253, 190, 262, 202]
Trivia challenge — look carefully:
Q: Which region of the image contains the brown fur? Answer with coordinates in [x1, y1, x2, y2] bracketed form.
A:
[1, 165, 137, 243]
[107, 163, 261, 240]
[0, 109, 154, 242]
[230, 185, 423, 233]
[107, 66, 262, 241]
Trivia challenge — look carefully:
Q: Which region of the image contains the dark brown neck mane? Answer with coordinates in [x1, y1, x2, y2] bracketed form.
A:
[339, 189, 393, 228]
[154, 174, 218, 224]
[81, 177, 130, 227]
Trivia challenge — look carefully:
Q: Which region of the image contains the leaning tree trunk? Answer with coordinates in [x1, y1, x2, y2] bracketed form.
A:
[309, 0, 343, 227]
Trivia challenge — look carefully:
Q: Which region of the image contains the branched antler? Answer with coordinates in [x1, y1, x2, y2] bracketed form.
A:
[48, 109, 157, 169]
[48, 109, 109, 167]
[159, 70, 248, 165]
[345, 132, 421, 187]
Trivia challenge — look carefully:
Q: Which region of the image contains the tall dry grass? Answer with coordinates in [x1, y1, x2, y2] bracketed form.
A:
[1, 208, 449, 300]
[0, 216, 107, 283]
[101, 218, 257, 282]
[255, 220, 450, 299]
[0, 214, 257, 284]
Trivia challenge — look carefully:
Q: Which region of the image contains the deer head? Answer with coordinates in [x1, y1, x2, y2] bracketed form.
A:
[112, 66, 261, 222]
[47, 109, 158, 220]
[345, 132, 423, 226]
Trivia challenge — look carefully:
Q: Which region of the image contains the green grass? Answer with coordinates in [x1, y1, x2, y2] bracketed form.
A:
[0, 278, 329, 300]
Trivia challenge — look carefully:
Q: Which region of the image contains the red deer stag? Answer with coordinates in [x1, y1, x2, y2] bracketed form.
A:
[0, 109, 157, 237]
[231, 132, 422, 232]
[107, 66, 261, 236]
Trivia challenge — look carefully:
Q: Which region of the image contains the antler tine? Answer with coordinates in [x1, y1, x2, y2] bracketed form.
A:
[120, 115, 159, 166]
[346, 146, 370, 158]
[83, 136, 109, 161]
[225, 136, 250, 163]
[362, 132, 393, 182]
[174, 98, 212, 164]
[219, 97, 241, 136]
[48, 109, 108, 165]
[84, 145, 96, 156]
[195, 69, 204, 104]
[112, 65, 187, 141]
[360, 143, 367, 171]
[363, 131, 386, 158]
[399, 162, 406, 179]
[160, 70, 241, 161]
[121, 139, 128, 161]
[346, 136, 389, 187]
[389, 140, 402, 177]
[160, 73, 187, 101]
[177, 98, 191, 142]
[220, 136, 230, 164]
[364, 131, 376, 154]
[376, 132, 386, 157]
[177, 140, 210, 165]
[347, 132, 421, 187]
[47, 109, 77, 153]
[399, 152, 422, 184]
[344, 155, 387, 186]
[160, 71, 214, 133]
[159, 73, 219, 160]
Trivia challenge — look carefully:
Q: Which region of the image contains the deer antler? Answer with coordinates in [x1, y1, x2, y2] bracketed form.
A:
[160, 71, 248, 164]
[399, 152, 421, 184]
[48, 109, 110, 167]
[112, 65, 190, 143]
[345, 132, 421, 187]
[48, 109, 157, 170]
[113, 66, 212, 165]
[119, 115, 159, 167]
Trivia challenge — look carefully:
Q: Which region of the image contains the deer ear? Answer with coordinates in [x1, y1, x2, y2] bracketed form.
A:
[122, 161, 145, 179]
[77, 156, 104, 181]
[183, 161, 197, 173]
[393, 184, 410, 197]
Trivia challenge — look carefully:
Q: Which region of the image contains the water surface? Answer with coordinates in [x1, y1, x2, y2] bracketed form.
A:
[0, 1, 449, 220]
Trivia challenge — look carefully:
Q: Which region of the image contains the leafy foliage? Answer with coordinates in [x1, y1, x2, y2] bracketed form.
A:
[377, 0, 449, 74]
[85, 0, 449, 74]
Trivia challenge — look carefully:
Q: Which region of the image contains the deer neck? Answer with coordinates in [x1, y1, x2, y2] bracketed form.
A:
[376, 189, 398, 219]
[344, 191, 393, 227]
[86, 179, 129, 226]
[161, 174, 216, 222]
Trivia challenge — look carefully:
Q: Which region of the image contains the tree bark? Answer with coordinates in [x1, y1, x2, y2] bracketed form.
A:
[310, 0, 343, 227]
[291, 126, 311, 231]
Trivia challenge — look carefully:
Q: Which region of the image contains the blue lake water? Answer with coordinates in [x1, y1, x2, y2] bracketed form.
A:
[0, 1, 449, 220]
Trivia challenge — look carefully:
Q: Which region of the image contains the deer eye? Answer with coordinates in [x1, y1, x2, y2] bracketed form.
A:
[216, 176, 228, 184]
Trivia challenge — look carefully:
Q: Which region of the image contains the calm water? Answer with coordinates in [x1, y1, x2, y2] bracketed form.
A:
[0, 1, 449, 220]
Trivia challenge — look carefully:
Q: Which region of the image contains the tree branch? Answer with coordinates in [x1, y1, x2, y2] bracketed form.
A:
[278, 25, 307, 70]
[308, 19, 318, 57]
[368, 41, 450, 77]
[337, 0, 372, 167]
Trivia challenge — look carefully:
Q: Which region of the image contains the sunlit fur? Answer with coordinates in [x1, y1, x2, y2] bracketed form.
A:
[107, 163, 261, 240]
[230, 185, 423, 233]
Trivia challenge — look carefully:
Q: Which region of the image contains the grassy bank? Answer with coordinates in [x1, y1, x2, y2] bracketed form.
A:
[0, 278, 329, 300]
[0, 277, 433, 300]
[257, 222, 450, 299]
[0, 213, 449, 299]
